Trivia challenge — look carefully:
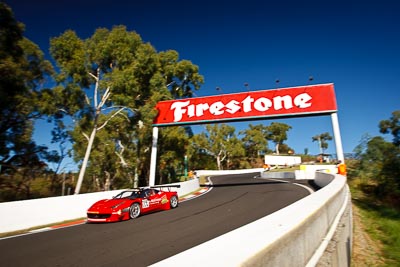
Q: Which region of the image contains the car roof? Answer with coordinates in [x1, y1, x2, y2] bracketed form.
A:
[120, 188, 151, 193]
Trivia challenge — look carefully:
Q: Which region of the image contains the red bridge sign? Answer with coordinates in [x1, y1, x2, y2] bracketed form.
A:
[153, 83, 337, 126]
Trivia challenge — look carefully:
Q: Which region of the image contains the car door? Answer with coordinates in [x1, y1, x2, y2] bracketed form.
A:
[139, 190, 152, 213]
[140, 189, 159, 212]
[147, 189, 165, 211]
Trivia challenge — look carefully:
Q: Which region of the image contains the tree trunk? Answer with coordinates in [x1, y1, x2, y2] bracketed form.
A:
[217, 154, 221, 170]
[104, 171, 111, 191]
[74, 127, 97, 194]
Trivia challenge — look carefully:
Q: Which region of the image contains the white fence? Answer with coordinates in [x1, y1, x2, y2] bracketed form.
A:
[0, 178, 200, 234]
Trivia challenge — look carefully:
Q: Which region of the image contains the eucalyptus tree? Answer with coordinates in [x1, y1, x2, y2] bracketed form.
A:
[49, 25, 203, 194]
[266, 122, 292, 155]
[352, 111, 400, 201]
[225, 131, 246, 169]
[354, 134, 400, 198]
[379, 110, 400, 147]
[0, 3, 54, 200]
[157, 126, 190, 184]
[312, 132, 332, 154]
[191, 124, 244, 170]
[240, 124, 269, 160]
[277, 143, 294, 155]
[377, 111, 400, 195]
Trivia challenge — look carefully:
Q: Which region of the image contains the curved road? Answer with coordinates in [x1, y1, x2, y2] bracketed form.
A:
[0, 172, 315, 267]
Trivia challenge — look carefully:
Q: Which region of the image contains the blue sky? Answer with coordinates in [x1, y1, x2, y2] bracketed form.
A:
[6, 0, 400, 164]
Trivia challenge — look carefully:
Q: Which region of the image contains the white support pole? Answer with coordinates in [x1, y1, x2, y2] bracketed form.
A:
[331, 112, 345, 163]
[149, 126, 159, 186]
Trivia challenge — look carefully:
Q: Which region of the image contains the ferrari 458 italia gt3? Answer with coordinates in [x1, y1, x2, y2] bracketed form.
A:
[87, 186, 180, 223]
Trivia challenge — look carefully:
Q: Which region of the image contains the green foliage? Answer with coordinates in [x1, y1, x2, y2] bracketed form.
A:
[157, 126, 190, 184]
[0, 4, 207, 199]
[240, 124, 270, 159]
[379, 110, 400, 147]
[277, 143, 295, 154]
[187, 140, 216, 170]
[0, 3, 56, 201]
[189, 124, 244, 170]
[341, 109, 400, 266]
[266, 122, 292, 154]
[312, 132, 332, 154]
[350, 127, 400, 264]
[351, 111, 400, 205]
[49, 25, 204, 192]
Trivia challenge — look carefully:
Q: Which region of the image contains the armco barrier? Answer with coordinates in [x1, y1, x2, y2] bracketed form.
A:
[151, 172, 351, 267]
[0, 178, 199, 234]
[0, 190, 122, 234]
[298, 164, 337, 180]
[195, 168, 264, 177]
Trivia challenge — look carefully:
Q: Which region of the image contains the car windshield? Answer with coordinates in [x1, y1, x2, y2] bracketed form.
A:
[114, 191, 140, 199]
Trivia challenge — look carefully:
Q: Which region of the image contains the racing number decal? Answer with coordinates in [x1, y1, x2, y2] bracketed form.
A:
[142, 199, 150, 208]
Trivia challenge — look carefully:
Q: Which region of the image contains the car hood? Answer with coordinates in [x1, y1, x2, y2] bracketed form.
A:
[89, 199, 128, 211]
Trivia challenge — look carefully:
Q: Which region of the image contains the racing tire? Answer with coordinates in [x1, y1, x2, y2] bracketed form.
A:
[170, 195, 179, 209]
[129, 203, 141, 219]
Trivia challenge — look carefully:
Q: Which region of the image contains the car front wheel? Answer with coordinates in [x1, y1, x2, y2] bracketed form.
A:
[129, 203, 141, 219]
[170, 195, 178, 209]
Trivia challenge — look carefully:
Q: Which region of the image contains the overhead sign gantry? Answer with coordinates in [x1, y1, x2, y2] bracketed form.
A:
[149, 83, 344, 186]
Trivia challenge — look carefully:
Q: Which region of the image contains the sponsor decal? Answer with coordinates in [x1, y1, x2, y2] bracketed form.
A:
[153, 83, 337, 126]
[161, 195, 168, 204]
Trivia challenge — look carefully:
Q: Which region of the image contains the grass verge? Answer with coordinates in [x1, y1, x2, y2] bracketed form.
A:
[349, 179, 400, 266]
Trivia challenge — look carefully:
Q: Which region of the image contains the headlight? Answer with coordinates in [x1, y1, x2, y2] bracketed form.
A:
[112, 209, 123, 216]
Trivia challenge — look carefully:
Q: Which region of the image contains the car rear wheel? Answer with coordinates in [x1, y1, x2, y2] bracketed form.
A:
[170, 195, 178, 208]
[129, 203, 141, 219]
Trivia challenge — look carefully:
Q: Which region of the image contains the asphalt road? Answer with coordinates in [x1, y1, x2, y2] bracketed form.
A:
[0, 172, 314, 267]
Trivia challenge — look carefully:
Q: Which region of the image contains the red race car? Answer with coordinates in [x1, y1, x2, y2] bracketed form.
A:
[86, 186, 180, 223]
